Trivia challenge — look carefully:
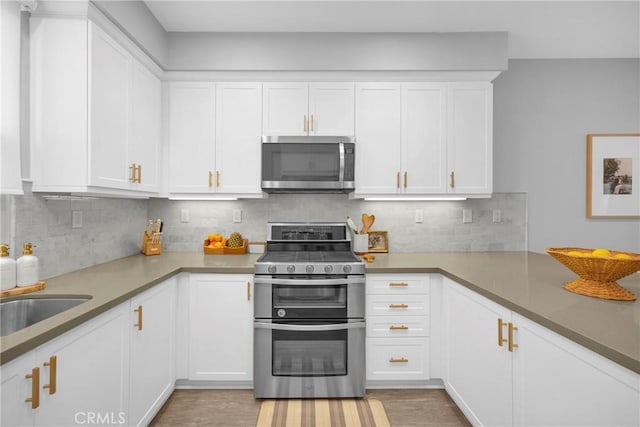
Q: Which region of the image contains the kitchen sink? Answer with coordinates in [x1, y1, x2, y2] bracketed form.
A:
[0, 296, 91, 337]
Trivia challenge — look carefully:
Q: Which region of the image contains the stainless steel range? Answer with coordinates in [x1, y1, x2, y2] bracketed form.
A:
[253, 222, 366, 398]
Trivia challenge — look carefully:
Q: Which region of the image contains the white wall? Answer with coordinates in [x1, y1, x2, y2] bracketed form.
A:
[493, 59, 640, 253]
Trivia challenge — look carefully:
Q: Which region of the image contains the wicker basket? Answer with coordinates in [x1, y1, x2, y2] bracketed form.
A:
[546, 247, 640, 301]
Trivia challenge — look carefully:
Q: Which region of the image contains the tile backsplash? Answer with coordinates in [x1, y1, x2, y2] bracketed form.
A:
[3, 191, 526, 279]
[149, 193, 527, 253]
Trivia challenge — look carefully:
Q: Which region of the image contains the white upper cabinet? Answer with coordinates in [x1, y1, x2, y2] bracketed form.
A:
[447, 83, 493, 195]
[262, 83, 354, 136]
[30, 18, 162, 196]
[355, 82, 492, 198]
[0, 0, 23, 195]
[168, 82, 263, 197]
[168, 82, 216, 194]
[354, 83, 402, 194]
[215, 83, 263, 194]
[403, 84, 448, 194]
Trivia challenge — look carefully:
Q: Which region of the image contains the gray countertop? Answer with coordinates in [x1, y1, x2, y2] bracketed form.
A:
[1, 251, 638, 375]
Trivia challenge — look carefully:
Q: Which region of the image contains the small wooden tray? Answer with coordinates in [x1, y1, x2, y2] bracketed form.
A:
[0, 281, 46, 298]
[204, 239, 248, 255]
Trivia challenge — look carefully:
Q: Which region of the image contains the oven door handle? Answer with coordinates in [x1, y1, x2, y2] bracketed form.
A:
[253, 277, 365, 286]
[254, 321, 366, 332]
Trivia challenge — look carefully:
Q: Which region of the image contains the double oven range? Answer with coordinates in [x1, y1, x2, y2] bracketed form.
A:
[253, 222, 366, 398]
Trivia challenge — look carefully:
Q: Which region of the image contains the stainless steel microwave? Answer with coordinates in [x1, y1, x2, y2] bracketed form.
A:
[261, 136, 355, 193]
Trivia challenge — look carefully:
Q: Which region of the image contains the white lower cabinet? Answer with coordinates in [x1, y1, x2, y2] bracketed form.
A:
[188, 274, 253, 382]
[511, 312, 640, 427]
[442, 277, 640, 427]
[442, 277, 513, 426]
[129, 278, 176, 427]
[366, 274, 431, 383]
[1, 351, 38, 426]
[0, 304, 131, 427]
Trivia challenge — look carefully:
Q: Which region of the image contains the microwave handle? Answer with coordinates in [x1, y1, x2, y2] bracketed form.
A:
[253, 277, 365, 286]
[254, 321, 365, 332]
[339, 142, 345, 182]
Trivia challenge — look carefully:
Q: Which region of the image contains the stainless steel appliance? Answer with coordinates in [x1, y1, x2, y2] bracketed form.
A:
[253, 222, 366, 398]
[261, 136, 356, 193]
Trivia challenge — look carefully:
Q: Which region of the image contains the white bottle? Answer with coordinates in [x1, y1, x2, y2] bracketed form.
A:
[0, 243, 17, 291]
[16, 243, 39, 287]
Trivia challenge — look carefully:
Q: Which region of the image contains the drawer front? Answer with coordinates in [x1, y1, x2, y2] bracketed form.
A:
[366, 274, 430, 295]
[366, 315, 429, 338]
[366, 337, 429, 381]
[366, 294, 429, 316]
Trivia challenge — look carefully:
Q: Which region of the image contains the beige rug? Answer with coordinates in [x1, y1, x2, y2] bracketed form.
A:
[256, 398, 391, 427]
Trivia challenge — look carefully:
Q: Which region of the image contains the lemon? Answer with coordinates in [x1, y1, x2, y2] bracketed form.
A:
[567, 251, 585, 257]
[591, 248, 612, 258]
[614, 253, 632, 260]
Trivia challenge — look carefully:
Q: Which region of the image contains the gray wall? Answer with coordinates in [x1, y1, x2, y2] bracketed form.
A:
[167, 32, 507, 71]
[493, 59, 640, 253]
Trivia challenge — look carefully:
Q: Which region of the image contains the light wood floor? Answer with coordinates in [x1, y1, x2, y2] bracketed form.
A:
[150, 389, 470, 426]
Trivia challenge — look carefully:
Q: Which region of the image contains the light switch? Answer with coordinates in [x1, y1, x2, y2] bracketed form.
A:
[233, 209, 242, 223]
[72, 211, 83, 228]
[180, 209, 190, 223]
[415, 209, 424, 223]
[493, 209, 502, 223]
[462, 208, 472, 224]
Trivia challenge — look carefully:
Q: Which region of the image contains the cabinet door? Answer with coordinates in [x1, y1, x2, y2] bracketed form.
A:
[447, 83, 492, 195]
[402, 84, 447, 194]
[129, 279, 176, 427]
[442, 278, 512, 427]
[88, 23, 130, 190]
[189, 275, 253, 381]
[168, 82, 215, 193]
[308, 83, 354, 136]
[129, 61, 161, 193]
[0, 0, 23, 194]
[35, 305, 130, 427]
[215, 83, 263, 194]
[1, 352, 37, 427]
[262, 83, 309, 135]
[512, 313, 640, 427]
[355, 83, 402, 194]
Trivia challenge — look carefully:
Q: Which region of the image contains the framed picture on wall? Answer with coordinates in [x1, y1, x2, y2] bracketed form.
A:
[586, 133, 640, 218]
[368, 230, 389, 253]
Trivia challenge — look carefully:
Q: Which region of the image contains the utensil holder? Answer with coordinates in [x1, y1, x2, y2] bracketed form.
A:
[353, 233, 369, 255]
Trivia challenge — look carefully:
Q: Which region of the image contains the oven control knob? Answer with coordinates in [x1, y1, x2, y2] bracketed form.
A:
[277, 309, 286, 318]
[267, 265, 277, 274]
[305, 265, 314, 273]
[343, 265, 352, 274]
[287, 265, 295, 273]
[324, 265, 334, 273]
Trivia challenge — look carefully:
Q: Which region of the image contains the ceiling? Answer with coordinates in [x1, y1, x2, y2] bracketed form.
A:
[143, 0, 640, 58]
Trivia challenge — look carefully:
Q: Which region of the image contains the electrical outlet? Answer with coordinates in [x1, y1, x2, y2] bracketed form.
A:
[415, 209, 424, 223]
[180, 209, 190, 223]
[462, 208, 473, 224]
[233, 209, 242, 223]
[493, 209, 502, 223]
[72, 211, 83, 228]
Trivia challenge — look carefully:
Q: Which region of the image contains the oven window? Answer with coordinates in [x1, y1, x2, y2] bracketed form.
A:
[273, 284, 346, 309]
[272, 327, 347, 377]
